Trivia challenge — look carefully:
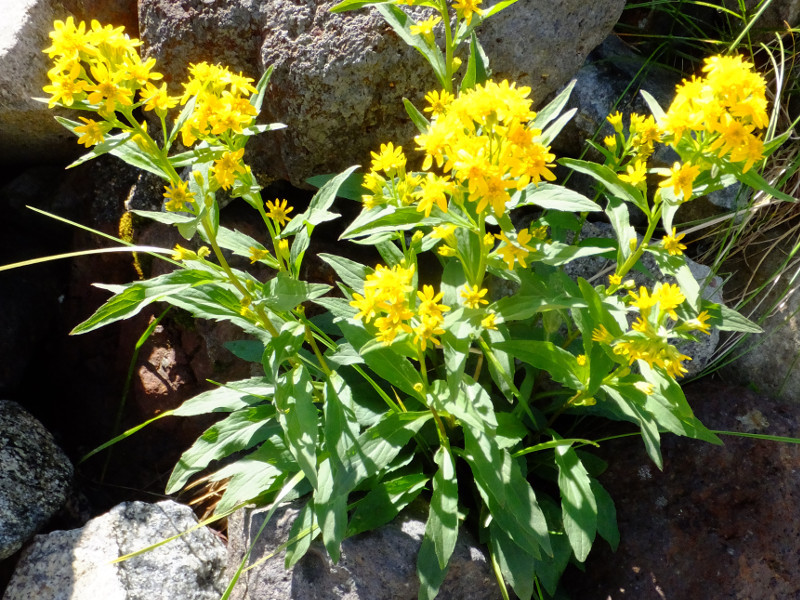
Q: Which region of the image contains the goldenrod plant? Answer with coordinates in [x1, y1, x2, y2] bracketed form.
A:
[17, 3, 794, 598]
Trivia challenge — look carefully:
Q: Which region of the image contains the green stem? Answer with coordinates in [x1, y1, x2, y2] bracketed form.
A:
[440, 0, 454, 93]
[606, 201, 663, 295]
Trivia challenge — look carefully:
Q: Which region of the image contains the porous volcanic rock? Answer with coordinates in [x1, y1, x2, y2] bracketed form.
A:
[3, 500, 227, 600]
[226, 500, 500, 599]
[0, 400, 73, 560]
[138, 0, 626, 187]
[565, 380, 800, 598]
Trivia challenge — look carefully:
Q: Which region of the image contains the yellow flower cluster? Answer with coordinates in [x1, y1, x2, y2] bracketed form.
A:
[350, 264, 451, 350]
[416, 79, 555, 218]
[362, 80, 556, 223]
[178, 62, 258, 146]
[43, 18, 154, 116]
[592, 282, 711, 379]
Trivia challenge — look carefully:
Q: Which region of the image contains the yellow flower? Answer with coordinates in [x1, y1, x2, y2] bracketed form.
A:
[44, 17, 91, 58]
[662, 228, 687, 256]
[371, 142, 406, 174]
[576, 354, 587, 366]
[460, 284, 489, 308]
[140, 82, 179, 114]
[163, 180, 195, 212]
[248, 246, 271, 264]
[416, 173, 451, 217]
[213, 148, 247, 190]
[618, 160, 647, 187]
[423, 89, 454, 115]
[416, 285, 450, 320]
[86, 61, 134, 115]
[494, 230, 533, 270]
[453, 0, 484, 24]
[265, 198, 294, 227]
[687, 310, 712, 335]
[628, 286, 658, 316]
[74, 117, 110, 147]
[409, 15, 441, 37]
[606, 111, 623, 132]
[608, 274, 622, 286]
[591, 324, 615, 344]
[413, 314, 446, 351]
[659, 161, 701, 201]
[171, 244, 195, 261]
[43, 59, 87, 107]
[481, 312, 498, 330]
[653, 283, 685, 321]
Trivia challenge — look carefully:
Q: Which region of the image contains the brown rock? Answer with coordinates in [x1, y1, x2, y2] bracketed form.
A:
[565, 380, 800, 599]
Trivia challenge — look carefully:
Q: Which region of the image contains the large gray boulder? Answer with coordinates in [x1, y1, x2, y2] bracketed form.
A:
[0, 400, 72, 560]
[226, 500, 500, 599]
[139, 0, 626, 187]
[3, 500, 227, 600]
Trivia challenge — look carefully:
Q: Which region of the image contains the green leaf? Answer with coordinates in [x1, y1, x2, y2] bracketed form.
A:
[404, 98, 431, 134]
[711, 302, 762, 333]
[553, 440, 597, 562]
[314, 457, 348, 562]
[251, 65, 274, 113]
[305, 172, 365, 201]
[336, 320, 423, 397]
[491, 294, 585, 322]
[417, 534, 449, 600]
[494, 340, 582, 390]
[347, 472, 428, 537]
[374, 4, 448, 89]
[275, 366, 319, 489]
[536, 240, 613, 267]
[601, 385, 663, 468]
[330, 0, 392, 12]
[173, 377, 274, 416]
[539, 108, 577, 146]
[489, 523, 535, 600]
[318, 253, 370, 291]
[285, 499, 317, 569]
[462, 428, 552, 559]
[213, 453, 283, 515]
[430, 379, 498, 431]
[261, 272, 331, 313]
[71, 269, 218, 335]
[640, 89, 666, 122]
[560, 158, 646, 212]
[481, 0, 521, 18]
[203, 226, 281, 269]
[604, 195, 636, 264]
[427, 445, 459, 570]
[313, 296, 359, 320]
[460, 31, 489, 91]
[591, 479, 619, 551]
[166, 404, 279, 493]
[532, 78, 575, 131]
[512, 183, 600, 212]
[338, 411, 433, 491]
[129, 209, 195, 226]
[733, 163, 797, 203]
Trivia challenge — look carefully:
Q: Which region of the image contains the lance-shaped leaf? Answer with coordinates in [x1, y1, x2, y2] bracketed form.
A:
[275, 365, 319, 489]
[553, 439, 597, 562]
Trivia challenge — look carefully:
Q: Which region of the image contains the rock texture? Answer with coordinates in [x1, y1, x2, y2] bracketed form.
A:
[138, 0, 626, 187]
[226, 500, 499, 600]
[0, 400, 73, 560]
[565, 381, 800, 598]
[3, 500, 227, 600]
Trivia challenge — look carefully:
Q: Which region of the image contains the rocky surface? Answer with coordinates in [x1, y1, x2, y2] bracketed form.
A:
[139, 0, 625, 187]
[3, 500, 227, 600]
[565, 380, 800, 598]
[0, 400, 73, 560]
[226, 500, 499, 600]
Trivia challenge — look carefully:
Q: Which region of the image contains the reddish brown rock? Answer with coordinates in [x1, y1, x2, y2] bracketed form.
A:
[565, 380, 800, 599]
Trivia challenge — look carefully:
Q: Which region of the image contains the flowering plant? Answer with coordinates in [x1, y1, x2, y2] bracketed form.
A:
[29, 3, 791, 599]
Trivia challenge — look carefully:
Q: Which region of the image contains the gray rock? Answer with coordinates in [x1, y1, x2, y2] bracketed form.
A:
[0, 0, 77, 164]
[0, 400, 73, 560]
[226, 500, 499, 600]
[3, 500, 227, 600]
[139, 0, 625, 187]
